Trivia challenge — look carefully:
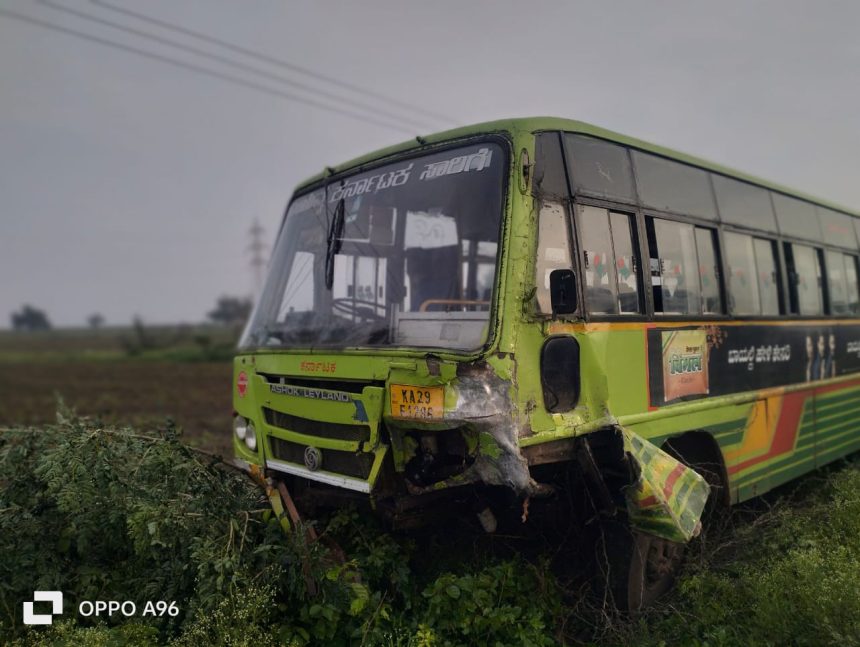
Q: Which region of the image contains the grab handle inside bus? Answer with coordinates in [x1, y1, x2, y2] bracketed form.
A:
[549, 269, 577, 315]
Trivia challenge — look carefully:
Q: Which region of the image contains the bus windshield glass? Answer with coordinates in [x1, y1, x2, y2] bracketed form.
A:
[240, 142, 506, 351]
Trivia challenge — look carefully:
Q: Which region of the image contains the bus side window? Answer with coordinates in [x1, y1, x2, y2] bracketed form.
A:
[533, 133, 569, 199]
[784, 243, 824, 315]
[825, 251, 860, 315]
[845, 255, 860, 314]
[826, 250, 848, 315]
[724, 232, 762, 315]
[695, 227, 722, 314]
[535, 202, 573, 314]
[753, 238, 782, 315]
[564, 134, 636, 203]
[578, 206, 641, 315]
[723, 233, 781, 316]
[647, 217, 719, 315]
[610, 211, 642, 314]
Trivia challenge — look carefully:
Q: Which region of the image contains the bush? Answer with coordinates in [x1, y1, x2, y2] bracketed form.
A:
[0, 413, 366, 644]
[0, 414, 564, 646]
[5, 411, 860, 646]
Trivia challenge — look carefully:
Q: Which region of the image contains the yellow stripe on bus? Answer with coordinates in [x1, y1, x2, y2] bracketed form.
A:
[547, 319, 860, 334]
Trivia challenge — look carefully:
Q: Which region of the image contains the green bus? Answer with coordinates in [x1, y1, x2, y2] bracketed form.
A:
[232, 117, 860, 609]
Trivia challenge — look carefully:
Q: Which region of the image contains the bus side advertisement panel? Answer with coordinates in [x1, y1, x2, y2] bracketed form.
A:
[647, 323, 860, 406]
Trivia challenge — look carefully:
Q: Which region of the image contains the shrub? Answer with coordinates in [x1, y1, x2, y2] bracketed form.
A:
[0, 413, 366, 644]
[0, 413, 564, 646]
[5, 411, 860, 646]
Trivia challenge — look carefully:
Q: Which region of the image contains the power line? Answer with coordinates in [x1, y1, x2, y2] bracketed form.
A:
[90, 0, 456, 127]
[37, 0, 438, 132]
[0, 7, 414, 134]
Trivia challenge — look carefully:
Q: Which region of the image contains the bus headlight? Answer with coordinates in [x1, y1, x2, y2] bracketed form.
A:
[233, 415, 247, 440]
[245, 421, 257, 451]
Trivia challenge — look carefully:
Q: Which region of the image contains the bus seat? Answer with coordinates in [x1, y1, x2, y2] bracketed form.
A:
[618, 290, 639, 312]
[587, 286, 616, 313]
[664, 288, 689, 313]
[406, 246, 459, 312]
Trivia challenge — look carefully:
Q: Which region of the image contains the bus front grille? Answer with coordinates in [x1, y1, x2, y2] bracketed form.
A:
[263, 408, 371, 443]
[269, 437, 374, 480]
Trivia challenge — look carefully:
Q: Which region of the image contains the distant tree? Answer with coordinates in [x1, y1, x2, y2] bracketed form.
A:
[120, 315, 157, 356]
[131, 315, 156, 350]
[11, 304, 51, 331]
[87, 313, 105, 329]
[207, 296, 252, 327]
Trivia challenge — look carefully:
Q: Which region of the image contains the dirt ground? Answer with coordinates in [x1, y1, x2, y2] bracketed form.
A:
[0, 360, 234, 455]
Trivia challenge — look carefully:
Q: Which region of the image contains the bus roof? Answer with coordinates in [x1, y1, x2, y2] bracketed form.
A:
[295, 116, 859, 218]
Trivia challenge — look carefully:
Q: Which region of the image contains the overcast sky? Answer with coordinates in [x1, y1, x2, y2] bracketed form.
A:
[1, 0, 859, 327]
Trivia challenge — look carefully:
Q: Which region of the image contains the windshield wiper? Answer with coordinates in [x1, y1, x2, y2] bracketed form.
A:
[324, 198, 345, 290]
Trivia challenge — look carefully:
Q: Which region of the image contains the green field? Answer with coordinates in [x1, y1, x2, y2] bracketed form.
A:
[2, 329, 860, 645]
[0, 327, 236, 455]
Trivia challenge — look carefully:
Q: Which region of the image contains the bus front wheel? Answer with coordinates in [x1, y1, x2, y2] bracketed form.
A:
[601, 520, 684, 612]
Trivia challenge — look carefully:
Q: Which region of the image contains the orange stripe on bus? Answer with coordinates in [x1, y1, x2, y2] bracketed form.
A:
[729, 391, 806, 475]
[547, 319, 860, 334]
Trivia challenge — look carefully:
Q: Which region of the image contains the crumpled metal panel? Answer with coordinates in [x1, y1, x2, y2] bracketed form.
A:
[621, 428, 711, 543]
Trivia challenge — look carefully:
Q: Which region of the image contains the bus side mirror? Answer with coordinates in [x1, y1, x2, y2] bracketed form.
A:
[549, 269, 577, 315]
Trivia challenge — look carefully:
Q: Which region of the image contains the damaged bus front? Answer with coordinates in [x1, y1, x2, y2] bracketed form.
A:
[234, 137, 535, 514]
[233, 120, 711, 609]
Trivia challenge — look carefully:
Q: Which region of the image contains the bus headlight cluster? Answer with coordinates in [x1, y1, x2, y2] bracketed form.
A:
[233, 415, 247, 440]
[233, 416, 257, 451]
[244, 421, 257, 451]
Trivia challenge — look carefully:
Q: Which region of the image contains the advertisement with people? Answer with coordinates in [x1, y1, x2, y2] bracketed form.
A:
[648, 324, 860, 404]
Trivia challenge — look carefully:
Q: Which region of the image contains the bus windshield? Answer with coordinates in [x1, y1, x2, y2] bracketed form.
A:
[240, 141, 506, 351]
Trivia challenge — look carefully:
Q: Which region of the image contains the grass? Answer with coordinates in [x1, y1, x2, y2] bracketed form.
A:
[616, 464, 860, 646]
[2, 414, 860, 646]
[0, 328, 236, 455]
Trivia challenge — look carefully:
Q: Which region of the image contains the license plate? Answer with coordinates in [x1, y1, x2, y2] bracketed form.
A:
[389, 384, 444, 419]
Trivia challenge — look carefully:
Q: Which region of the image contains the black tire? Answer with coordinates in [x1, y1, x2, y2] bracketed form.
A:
[599, 518, 684, 612]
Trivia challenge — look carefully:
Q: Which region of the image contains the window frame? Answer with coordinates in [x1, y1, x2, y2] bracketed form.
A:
[550, 129, 860, 324]
[719, 224, 786, 318]
[631, 150, 720, 222]
[782, 240, 827, 317]
[772, 192, 823, 243]
[822, 247, 860, 317]
[845, 253, 860, 316]
[564, 133, 638, 205]
[570, 195, 650, 322]
[573, 202, 645, 317]
[711, 173, 779, 233]
[643, 212, 726, 319]
[534, 199, 577, 316]
[817, 207, 859, 251]
[721, 229, 763, 316]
